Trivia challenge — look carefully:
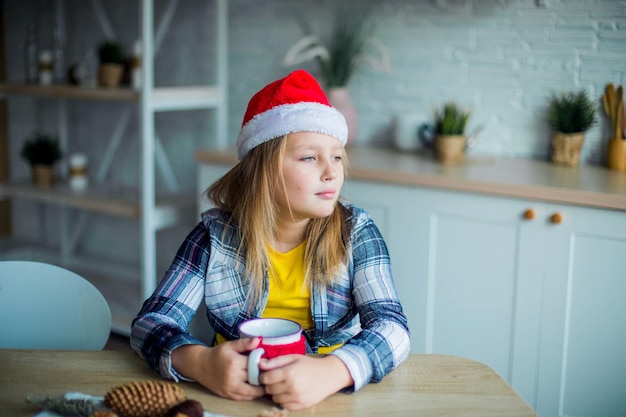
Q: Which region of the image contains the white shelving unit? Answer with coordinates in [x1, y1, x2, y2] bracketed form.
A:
[0, 0, 228, 334]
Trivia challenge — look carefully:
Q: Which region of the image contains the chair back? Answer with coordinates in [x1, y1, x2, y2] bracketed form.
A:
[0, 260, 112, 350]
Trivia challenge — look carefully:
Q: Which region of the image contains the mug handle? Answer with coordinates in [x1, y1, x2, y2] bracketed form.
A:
[247, 347, 265, 386]
[418, 123, 435, 149]
[466, 125, 483, 149]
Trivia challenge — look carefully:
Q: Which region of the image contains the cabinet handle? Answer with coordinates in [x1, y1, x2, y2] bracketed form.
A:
[523, 208, 535, 220]
[550, 212, 563, 224]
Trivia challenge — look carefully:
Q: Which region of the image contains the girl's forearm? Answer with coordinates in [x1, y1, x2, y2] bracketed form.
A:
[171, 344, 210, 380]
[321, 354, 354, 392]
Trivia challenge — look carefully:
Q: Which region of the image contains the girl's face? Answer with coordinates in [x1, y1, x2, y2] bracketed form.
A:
[277, 132, 345, 221]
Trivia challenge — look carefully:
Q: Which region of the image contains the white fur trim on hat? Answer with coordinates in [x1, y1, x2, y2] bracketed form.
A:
[236, 101, 348, 160]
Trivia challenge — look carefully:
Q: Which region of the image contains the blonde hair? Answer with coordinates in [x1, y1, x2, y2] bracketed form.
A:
[206, 135, 350, 302]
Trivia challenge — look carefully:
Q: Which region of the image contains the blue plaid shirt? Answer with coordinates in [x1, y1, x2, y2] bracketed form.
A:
[131, 201, 410, 391]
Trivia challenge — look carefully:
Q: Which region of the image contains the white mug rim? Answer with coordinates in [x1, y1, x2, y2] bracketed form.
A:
[238, 318, 302, 345]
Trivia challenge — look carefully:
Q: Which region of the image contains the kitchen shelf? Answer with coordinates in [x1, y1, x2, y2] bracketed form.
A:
[0, 180, 195, 229]
[0, 83, 139, 102]
[0, 84, 224, 111]
[152, 86, 223, 111]
[1, 0, 228, 333]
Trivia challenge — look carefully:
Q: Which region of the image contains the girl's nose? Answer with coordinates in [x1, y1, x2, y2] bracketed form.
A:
[322, 161, 338, 181]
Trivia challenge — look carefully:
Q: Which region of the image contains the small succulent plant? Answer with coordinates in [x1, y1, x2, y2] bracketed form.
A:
[547, 90, 597, 134]
[433, 102, 471, 136]
[98, 40, 126, 65]
[20, 133, 62, 166]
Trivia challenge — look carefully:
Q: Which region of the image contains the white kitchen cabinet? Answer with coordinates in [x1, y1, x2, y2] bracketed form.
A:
[0, 0, 228, 334]
[342, 178, 626, 417]
[535, 205, 626, 417]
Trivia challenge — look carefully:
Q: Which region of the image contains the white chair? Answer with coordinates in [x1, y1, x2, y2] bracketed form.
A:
[0, 260, 112, 350]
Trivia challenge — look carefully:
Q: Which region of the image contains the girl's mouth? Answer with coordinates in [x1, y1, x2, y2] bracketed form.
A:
[316, 190, 336, 199]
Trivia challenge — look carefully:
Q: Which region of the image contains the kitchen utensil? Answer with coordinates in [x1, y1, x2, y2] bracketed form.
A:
[602, 83, 624, 140]
[617, 86, 623, 139]
[605, 83, 615, 119]
[617, 95, 624, 140]
[622, 100, 626, 139]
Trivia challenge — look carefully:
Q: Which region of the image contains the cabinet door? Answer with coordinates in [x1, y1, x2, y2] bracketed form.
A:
[536, 205, 626, 417]
[419, 189, 546, 407]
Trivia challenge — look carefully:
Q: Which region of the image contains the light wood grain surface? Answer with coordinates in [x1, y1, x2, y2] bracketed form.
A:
[0, 350, 537, 417]
[0, 83, 139, 101]
[195, 146, 626, 211]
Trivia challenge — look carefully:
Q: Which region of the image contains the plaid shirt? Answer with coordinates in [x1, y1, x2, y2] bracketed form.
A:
[131, 201, 410, 391]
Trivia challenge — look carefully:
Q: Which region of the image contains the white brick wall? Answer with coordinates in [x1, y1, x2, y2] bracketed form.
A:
[228, 0, 626, 164]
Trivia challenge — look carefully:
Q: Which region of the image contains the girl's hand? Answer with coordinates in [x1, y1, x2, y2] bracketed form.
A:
[171, 338, 265, 401]
[258, 354, 353, 410]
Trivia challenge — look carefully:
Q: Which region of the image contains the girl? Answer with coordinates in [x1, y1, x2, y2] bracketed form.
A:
[131, 69, 410, 411]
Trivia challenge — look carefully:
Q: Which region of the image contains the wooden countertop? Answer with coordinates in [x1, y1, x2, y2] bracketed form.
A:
[0, 350, 537, 417]
[195, 146, 626, 211]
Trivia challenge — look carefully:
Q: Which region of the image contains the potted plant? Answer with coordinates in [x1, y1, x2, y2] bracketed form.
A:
[432, 102, 471, 164]
[282, 0, 387, 143]
[20, 133, 63, 187]
[547, 89, 597, 166]
[98, 40, 126, 87]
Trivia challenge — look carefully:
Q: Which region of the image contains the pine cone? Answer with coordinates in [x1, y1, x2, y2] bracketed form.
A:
[104, 380, 186, 417]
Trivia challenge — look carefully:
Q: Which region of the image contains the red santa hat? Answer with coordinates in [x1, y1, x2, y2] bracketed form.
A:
[236, 69, 348, 160]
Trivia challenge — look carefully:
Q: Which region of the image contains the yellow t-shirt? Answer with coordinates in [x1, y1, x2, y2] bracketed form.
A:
[263, 242, 314, 329]
[216, 242, 341, 354]
[264, 242, 341, 354]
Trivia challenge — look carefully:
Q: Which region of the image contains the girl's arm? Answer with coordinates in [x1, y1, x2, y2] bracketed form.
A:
[130, 223, 212, 380]
[131, 222, 265, 400]
[331, 206, 411, 391]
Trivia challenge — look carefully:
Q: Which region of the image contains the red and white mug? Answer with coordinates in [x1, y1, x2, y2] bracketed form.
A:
[238, 318, 306, 385]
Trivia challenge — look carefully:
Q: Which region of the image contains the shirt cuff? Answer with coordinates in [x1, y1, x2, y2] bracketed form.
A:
[159, 333, 207, 382]
[331, 344, 373, 391]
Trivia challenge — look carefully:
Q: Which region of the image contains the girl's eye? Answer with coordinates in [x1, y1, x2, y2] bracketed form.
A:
[333, 155, 343, 161]
[301, 156, 316, 162]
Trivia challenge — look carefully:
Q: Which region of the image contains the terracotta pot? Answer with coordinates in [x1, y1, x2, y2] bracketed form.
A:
[31, 165, 55, 188]
[327, 87, 358, 145]
[551, 132, 585, 166]
[607, 138, 626, 172]
[98, 63, 124, 87]
[435, 135, 466, 164]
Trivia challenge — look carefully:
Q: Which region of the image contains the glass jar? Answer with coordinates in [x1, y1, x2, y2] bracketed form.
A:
[23, 25, 38, 84]
[38, 50, 53, 85]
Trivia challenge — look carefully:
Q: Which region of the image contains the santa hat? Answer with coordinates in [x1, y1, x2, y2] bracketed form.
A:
[236, 69, 348, 160]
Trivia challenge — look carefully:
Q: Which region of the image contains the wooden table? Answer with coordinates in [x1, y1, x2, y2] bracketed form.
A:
[0, 350, 537, 417]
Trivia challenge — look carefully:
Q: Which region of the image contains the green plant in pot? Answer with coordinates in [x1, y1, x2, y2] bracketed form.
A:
[20, 133, 63, 187]
[432, 102, 471, 164]
[98, 40, 126, 87]
[282, 0, 388, 144]
[547, 89, 597, 166]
